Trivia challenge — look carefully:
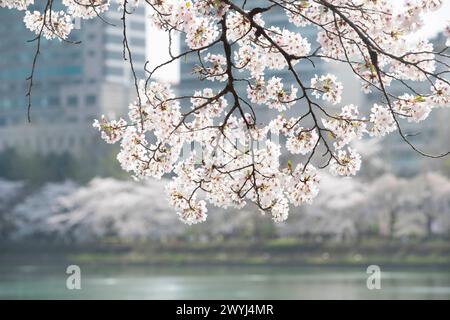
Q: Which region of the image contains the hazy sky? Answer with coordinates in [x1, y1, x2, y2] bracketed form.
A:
[405, 1, 449, 40]
[147, 2, 450, 83]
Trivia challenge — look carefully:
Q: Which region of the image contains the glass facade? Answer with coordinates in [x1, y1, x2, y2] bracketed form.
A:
[0, 5, 147, 126]
[0, 4, 148, 154]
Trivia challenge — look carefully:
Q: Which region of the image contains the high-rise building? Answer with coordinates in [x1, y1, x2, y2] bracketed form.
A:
[0, 3, 147, 155]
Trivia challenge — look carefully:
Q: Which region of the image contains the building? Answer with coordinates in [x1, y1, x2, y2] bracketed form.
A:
[0, 3, 148, 155]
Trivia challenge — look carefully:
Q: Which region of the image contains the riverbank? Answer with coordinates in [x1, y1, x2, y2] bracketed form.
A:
[2, 238, 450, 268]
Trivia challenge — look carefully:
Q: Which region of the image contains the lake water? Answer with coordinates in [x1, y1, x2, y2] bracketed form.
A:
[1, 264, 450, 299]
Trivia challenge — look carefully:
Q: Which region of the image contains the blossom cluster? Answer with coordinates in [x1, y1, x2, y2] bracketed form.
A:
[24, 10, 74, 40]
[0, 0, 33, 10]
[12, 0, 140, 39]
[3, 0, 450, 224]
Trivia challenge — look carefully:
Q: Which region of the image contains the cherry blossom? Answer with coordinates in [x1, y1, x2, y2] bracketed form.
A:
[3, 0, 450, 224]
[311, 74, 343, 105]
[431, 80, 450, 107]
[24, 10, 73, 40]
[286, 164, 320, 206]
[329, 148, 362, 177]
[322, 105, 366, 149]
[369, 104, 397, 137]
[185, 16, 219, 49]
[194, 53, 228, 82]
[0, 0, 33, 10]
[62, 0, 111, 19]
[394, 94, 432, 123]
[265, 77, 298, 111]
[286, 128, 319, 155]
[93, 115, 128, 144]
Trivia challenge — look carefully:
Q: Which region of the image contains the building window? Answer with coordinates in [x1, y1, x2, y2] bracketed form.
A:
[39, 97, 49, 108]
[106, 34, 123, 44]
[130, 36, 146, 47]
[67, 96, 79, 107]
[134, 6, 146, 15]
[69, 51, 82, 60]
[85, 95, 97, 106]
[106, 67, 123, 77]
[2, 98, 12, 109]
[132, 53, 146, 63]
[105, 50, 121, 60]
[130, 21, 146, 30]
[67, 116, 78, 123]
[48, 96, 60, 107]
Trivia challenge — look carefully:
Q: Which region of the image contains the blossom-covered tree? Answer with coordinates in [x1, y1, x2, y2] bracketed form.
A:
[0, 179, 25, 239]
[3, 174, 449, 242]
[2, 0, 450, 224]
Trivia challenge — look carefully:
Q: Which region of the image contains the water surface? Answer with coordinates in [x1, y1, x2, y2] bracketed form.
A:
[1, 264, 449, 299]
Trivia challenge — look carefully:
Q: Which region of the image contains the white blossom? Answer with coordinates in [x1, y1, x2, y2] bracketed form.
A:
[369, 104, 397, 137]
[0, 0, 33, 10]
[286, 128, 319, 155]
[286, 164, 320, 206]
[2, 0, 449, 225]
[24, 10, 74, 40]
[394, 94, 432, 123]
[329, 148, 362, 177]
[62, 0, 110, 19]
[311, 74, 343, 105]
[93, 115, 128, 144]
[430, 80, 450, 107]
[322, 104, 366, 149]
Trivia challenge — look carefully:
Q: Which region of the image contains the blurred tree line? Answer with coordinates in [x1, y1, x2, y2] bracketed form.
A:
[0, 146, 128, 184]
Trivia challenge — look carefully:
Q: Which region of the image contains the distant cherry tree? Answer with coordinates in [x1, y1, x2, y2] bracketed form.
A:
[2, 0, 450, 224]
